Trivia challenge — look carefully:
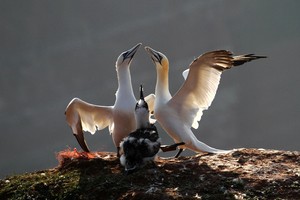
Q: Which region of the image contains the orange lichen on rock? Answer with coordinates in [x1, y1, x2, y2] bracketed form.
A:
[57, 148, 98, 159]
[56, 148, 98, 166]
[56, 148, 117, 168]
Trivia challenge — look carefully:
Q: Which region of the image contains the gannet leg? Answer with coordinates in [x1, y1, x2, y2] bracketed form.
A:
[160, 142, 185, 152]
[174, 148, 184, 158]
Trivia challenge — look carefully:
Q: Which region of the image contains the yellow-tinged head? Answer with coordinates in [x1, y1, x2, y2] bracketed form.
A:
[116, 43, 142, 69]
[144, 46, 169, 72]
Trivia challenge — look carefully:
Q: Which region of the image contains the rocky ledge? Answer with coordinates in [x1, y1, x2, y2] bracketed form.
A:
[0, 148, 299, 200]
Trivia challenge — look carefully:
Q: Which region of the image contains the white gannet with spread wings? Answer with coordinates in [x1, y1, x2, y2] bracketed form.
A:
[65, 43, 155, 155]
[145, 46, 266, 157]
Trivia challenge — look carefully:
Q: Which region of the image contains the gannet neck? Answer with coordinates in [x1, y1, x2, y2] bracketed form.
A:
[115, 66, 135, 106]
[135, 107, 150, 129]
[117, 66, 132, 88]
[135, 85, 150, 129]
[144, 46, 171, 102]
[155, 65, 172, 103]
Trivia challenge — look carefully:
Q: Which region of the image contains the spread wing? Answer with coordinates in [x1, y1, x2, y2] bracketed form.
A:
[65, 98, 113, 152]
[168, 50, 234, 129]
[65, 98, 113, 134]
[170, 50, 266, 129]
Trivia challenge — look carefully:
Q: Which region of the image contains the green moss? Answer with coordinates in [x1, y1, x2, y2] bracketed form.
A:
[0, 169, 82, 199]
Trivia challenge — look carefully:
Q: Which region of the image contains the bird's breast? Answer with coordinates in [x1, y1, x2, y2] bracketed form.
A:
[154, 102, 174, 121]
[112, 110, 136, 146]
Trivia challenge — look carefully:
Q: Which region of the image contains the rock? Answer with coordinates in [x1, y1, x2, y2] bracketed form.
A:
[0, 148, 299, 199]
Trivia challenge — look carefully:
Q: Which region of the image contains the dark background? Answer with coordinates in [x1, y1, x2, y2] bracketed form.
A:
[1, 1, 299, 178]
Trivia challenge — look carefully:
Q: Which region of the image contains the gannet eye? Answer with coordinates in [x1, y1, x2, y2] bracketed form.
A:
[116, 43, 141, 66]
[156, 53, 163, 65]
[122, 52, 129, 62]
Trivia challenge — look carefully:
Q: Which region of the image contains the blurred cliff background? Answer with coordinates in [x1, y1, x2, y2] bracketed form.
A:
[0, 0, 299, 178]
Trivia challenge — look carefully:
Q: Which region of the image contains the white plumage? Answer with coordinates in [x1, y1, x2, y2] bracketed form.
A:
[145, 47, 266, 157]
[65, 43, 155, 154]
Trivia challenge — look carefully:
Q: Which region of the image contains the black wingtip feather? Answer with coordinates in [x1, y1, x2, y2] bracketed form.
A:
[233, 54, 267, 66]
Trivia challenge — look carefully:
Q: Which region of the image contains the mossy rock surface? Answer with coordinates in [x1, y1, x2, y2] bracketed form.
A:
[1, 149, 299, 200]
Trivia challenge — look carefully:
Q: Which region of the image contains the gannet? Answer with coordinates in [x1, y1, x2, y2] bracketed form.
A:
[120, 85, 161, 173]
[65, 43, 155, 155]
[145, 46, 266, 157]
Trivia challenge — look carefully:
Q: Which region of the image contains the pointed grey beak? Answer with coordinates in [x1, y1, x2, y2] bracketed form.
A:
[122, 43, 142, 62]
[145, 46, 163, 64]
[135, 85, 149, 111]
[139, 85, 144, 100]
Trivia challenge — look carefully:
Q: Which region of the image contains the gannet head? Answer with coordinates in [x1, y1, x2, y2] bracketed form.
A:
[116, 43, 142, 68]
[145, 46, 169, 71]
[135, 85, 150, 129]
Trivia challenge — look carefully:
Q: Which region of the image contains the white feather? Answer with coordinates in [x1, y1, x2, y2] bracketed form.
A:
[65, 43, 156, 150]
[146, 48, 235, 154]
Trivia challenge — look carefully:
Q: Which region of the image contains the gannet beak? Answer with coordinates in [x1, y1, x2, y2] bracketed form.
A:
[145, 46, 163, 65]
[135, 85, 149, 111]
[139, 84, 144, 100]
[122, 43, 142, 63]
